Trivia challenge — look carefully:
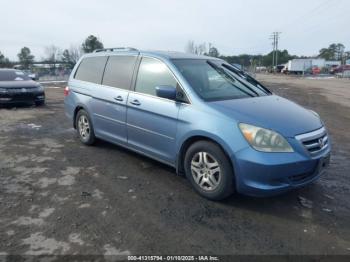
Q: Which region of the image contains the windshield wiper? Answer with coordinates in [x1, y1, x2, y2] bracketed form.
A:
[207, 61, 259, 97]
[222, 64, 272, 95]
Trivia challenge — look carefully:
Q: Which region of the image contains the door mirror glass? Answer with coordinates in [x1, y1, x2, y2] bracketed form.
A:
[155, 85, 177, 100]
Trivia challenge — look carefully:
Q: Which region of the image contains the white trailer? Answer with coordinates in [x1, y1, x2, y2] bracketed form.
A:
[287, 59, 325, 74]
[311, 59, 325, 68]
[287, 59, 311, 74]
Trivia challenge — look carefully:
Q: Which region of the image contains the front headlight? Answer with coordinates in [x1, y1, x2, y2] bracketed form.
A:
[239, 123, 294, 152]
[37, 85, 44, 91]
[0, 88, 8, 93]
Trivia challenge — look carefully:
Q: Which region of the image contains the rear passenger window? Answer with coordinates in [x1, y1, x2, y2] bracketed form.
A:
[102, 56, 137, 90]
[135, 57, 178, 96]
[74, 56, 107, 84]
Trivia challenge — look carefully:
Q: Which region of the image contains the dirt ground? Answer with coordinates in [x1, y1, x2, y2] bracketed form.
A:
[0, 75, 350, 257]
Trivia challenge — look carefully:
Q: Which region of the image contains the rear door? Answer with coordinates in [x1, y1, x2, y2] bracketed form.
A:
[126, 57, 183, 164]
[70, 55, 108, 124]
[90, 55, 138, 145]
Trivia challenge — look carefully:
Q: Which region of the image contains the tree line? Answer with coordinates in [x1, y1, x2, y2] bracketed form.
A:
[1, 36, 349, 70]
[185, 41, 350, 68]
[0, 35, 104, 69]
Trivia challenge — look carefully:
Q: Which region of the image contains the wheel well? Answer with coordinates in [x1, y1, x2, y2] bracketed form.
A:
[177, 136, 233, 175]
[73, 106, 84, 129]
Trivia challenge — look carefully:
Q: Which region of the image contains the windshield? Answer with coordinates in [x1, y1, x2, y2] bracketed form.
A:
[172, 59, 271, 101]
[0, 70, 31, 81]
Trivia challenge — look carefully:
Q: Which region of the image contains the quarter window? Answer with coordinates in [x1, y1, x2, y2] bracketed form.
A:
[74, 56, 107, 84]
[135, 57, 178, 96]
[102, 56, 137, 90]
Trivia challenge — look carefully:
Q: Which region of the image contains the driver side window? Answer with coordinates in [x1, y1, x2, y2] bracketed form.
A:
[135, 57, 178, 96]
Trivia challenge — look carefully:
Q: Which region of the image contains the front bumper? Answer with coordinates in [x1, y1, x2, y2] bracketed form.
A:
[0, 91, 45, 104]
[232, 135, 331, 197]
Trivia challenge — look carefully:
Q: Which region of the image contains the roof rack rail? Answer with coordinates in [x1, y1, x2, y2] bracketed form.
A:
[94, 47, 139, 53]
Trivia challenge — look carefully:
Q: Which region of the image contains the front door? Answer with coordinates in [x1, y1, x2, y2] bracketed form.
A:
[127, 57, 182, 164]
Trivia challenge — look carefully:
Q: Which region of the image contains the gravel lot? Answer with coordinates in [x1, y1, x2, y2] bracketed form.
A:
[0, 75, 350, 257]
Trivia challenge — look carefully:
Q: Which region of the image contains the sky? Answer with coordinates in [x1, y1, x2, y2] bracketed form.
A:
[0, 0, 349, 61]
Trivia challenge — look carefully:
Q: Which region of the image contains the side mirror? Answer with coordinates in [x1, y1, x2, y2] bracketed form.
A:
[155, 85, 177, 100]
[28, 74, 37, 81]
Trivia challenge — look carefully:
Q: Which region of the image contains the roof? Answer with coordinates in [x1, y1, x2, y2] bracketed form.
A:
[88, 47, 215, 60]
[140, 50, 211, 60]
[0, 68, 17, 71]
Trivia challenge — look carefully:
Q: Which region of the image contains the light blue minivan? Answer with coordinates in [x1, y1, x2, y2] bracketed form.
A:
[64, 48, 331, 200]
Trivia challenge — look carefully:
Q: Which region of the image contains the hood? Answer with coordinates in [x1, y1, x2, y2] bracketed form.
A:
[0, 80, 39, 89]
[210, 95, 322, 137]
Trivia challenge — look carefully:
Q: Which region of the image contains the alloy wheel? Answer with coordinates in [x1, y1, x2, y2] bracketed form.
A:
[78, 115, 90, 140]
[191, 152, 221, 191]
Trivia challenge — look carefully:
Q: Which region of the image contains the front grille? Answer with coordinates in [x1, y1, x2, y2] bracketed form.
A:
[295, 127, 329, 156]
[7, 87, 37, 94]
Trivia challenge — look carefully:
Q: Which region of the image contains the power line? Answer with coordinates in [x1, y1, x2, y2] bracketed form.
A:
[287, 2, 349, 37]
[278, 0, 336, 32]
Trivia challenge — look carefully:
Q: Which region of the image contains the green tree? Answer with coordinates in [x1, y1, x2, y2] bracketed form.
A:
[82, 35, 104, 53]
[61, 46, 82, 69]
[0, 51, 11, 68]
[318, 43, 345, 61]
[62, 49, 74, 69]
[318, 47, 333, 60]
[17, 47, 34, 69]
[221, 54, 252, 67]
[220, 49, 296, 68]
[262, 49, 296, 67]
[208, 46, 220, 57]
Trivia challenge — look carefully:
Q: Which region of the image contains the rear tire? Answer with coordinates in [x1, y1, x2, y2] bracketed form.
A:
[184, 141, 234, 200]
[76, 109, 96, 145]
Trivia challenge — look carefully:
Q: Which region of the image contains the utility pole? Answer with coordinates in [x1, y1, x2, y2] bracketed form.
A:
[275, 32, 281, 71]
[270, 32, 281, 72]
[270, 33, 276, 72]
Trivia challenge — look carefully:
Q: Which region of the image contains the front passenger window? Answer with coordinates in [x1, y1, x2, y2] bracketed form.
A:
[135, 57, 178, 97]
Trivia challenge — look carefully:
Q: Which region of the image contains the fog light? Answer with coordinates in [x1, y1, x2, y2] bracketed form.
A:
[0, 98, 11, 101]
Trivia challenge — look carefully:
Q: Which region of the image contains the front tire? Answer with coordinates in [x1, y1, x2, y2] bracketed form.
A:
[76, 109, 96, 145]
[184, 141, 234, 200]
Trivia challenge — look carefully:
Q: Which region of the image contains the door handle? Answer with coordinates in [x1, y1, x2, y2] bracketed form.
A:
[130, 99, 141, 106]
[114, 96, 123, 102]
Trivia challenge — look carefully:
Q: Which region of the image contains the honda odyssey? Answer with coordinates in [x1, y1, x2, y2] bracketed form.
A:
[64, 48, 331, 200]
